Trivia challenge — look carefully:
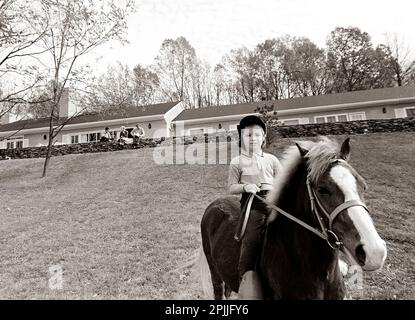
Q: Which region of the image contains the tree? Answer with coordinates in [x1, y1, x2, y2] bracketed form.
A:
[325, 26, 396, 93]
[285, 38, 329, 97]
[255, 39, 285, 101]
[83, 63, 136, 114]
[190, 60, 212, 108]
[365, 44, 395, 89]
[154, 36, 199, 107]
[210, 58, 242, 105]
[384, 34, 415, 86]
[15, 81, 57, 119]
[227, 46, 260, 103]
[0, 0, 49, 121]
[254, 102, 278, 146]
[82, 62, 160, 115]
[132, 64, 160, 105]
[211, 63, 230, 106]
[326, 27, 376, 92]
[27, 0, 134, 177]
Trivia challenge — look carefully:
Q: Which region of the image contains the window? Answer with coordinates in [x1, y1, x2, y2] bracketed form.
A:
[326, 116, 336, 123]
[43, 134, 47, 140]
[314, 114, 349, 123]
[406, 107, 415, 117]
[88, 133, 96, 142]
[283, 119, 300, 126]
[338, 115, 348, 122]
[71, 135, 79, 144]
[218, 123, 222, 129]
[86, 132, 101, 142]
[349, 112, 366, 121]
[79, 131, 102, 143]
[5, 136, 24, 149]
[148, 123, 152, 129]
[316, 117, 325, 124]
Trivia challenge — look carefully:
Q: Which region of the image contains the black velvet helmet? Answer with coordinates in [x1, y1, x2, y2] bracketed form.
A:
[237, 115, 267, 135]
[237, 115, 267, 147]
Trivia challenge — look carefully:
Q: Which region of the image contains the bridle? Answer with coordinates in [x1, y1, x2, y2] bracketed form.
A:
[249, 166, 369, 250]
[305, 175, 369, 249]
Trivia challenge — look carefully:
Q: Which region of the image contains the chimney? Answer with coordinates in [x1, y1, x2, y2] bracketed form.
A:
[0, 112, 10, 125]
[58, 88, 78, 118]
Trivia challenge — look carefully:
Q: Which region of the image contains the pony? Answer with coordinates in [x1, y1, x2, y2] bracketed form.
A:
[200, 137, 387, 299]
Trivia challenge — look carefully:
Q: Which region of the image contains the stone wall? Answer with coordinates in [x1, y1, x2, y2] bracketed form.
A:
[0, 139, 164, 160]
[272, 117, 415, 138]
[1, 117, 414, 160]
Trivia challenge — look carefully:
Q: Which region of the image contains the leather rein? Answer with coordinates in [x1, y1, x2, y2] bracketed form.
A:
[239, 175, 369, 250]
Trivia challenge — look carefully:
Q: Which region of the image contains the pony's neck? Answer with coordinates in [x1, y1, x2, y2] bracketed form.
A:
[279, 160, 316, 225]
[266, 159, 337, 271]
[262, 159, 341, 298]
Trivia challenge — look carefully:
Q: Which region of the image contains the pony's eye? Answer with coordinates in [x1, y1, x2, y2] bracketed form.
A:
[317, 187, 330, 195]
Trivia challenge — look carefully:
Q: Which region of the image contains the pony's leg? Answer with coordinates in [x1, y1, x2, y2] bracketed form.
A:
[224, 284, 233, 299]
[209, 263, 224, 300]
[204, 250, 224, 300]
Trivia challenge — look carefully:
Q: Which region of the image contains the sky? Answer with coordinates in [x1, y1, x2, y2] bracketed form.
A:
[92, 0, 415, 73]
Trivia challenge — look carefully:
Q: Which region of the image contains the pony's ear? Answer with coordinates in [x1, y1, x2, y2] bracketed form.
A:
[339, 138, 351, 161]
[295, 143, 309, 157]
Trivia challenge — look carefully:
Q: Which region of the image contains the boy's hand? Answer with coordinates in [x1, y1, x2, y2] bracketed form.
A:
[243, 184, 260, 194]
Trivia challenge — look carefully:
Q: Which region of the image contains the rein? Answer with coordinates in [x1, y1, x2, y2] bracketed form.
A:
[240, 174, 369, 250]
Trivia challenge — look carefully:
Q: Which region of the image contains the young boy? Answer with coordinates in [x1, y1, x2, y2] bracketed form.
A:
[228, 115, 282, 299]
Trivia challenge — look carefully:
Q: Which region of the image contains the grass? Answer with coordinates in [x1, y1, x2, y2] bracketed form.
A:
[0, 131, 414, 299]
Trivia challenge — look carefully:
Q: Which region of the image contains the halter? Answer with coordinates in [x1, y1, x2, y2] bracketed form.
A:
[305, 175, 369, 249]
[252, 173, 369, 250]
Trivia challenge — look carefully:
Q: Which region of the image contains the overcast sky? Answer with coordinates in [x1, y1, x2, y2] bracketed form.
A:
[93, 0, 415, 73]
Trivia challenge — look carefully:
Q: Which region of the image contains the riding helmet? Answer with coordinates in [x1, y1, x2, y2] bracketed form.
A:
[237, 115, 267, 147]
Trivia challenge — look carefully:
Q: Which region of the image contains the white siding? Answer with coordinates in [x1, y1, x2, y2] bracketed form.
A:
[61, 135, 70, 144]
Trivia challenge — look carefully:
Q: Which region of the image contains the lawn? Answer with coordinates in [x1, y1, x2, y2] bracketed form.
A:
[0, 132, 414, 299]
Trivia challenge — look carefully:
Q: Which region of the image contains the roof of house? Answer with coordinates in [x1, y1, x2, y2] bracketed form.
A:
[174, 85, 415, 121]
[1, 85, 414, 133]
[0, 101, 180, 133]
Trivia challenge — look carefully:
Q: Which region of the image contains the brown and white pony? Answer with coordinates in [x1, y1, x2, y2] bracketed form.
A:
[200, 137, 387, 299]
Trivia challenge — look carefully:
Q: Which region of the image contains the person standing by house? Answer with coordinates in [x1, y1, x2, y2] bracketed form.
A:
[119, 126, 129, 145]
[131, 123, 145, 146]
[228, 115, 282, 300]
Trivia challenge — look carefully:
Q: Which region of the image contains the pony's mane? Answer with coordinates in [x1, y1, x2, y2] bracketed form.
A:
[266, 137, 340, 218]
[305, 137, 340, 184]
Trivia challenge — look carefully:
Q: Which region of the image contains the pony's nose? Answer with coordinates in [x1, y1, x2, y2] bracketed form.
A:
[355, 243, 366, 266]
[360, 240, 387, 271]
